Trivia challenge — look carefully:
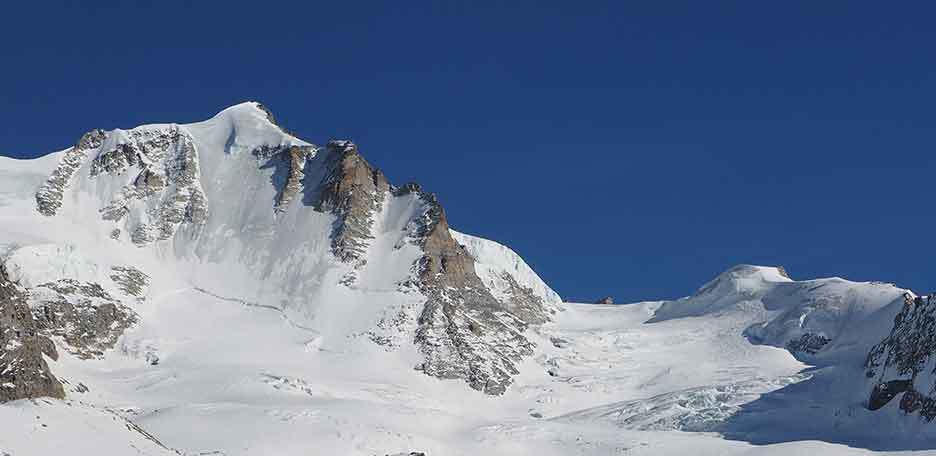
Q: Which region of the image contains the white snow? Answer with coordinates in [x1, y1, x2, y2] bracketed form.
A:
[452, 229, 562, 308]
[3, 243, 106, 288]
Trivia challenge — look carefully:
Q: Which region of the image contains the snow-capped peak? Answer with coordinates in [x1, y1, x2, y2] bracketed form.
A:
[694, 264, 792, 298]
[184, 101, 311, 155]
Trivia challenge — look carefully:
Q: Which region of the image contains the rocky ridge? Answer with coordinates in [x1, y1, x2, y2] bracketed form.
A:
[302, 146, 552, 394]
[866, 293, 936, 419]
[314, 140, 390, 267]
[409, 191, 537, 394]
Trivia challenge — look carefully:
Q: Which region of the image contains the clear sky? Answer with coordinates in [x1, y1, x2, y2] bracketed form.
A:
[1, 1, 934, 302]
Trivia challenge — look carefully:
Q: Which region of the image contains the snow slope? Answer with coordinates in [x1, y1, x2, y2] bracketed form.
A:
[451, 229, 562, 310]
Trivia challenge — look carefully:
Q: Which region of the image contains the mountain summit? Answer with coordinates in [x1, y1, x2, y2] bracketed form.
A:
[5, 102, 561, 399]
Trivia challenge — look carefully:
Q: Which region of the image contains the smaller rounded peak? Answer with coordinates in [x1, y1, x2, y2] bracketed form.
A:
[185, 101, 311, 151]
[720, 264, 791, 281]
[695, 264, 792, 297]
[209, 101, 275, 123]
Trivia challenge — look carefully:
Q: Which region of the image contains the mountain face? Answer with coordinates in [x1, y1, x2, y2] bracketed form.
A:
[3, 102, 561, 401]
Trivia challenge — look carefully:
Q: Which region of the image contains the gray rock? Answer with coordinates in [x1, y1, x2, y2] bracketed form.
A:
[109, 266, 151, 298]
[785, 332, 830, 355]
[497, 272, 553, 324]
[314, 140, 390, 267]
[550, 336, 570, 349]
[410, 192, 536, 395]
[92, 127, 209, 245]
[39, 125, 210, 247]
[298, 139, 550, 395]
[35, 129, 106, 216]
[29, 278, 138, 359]
[0, 266, 64, 403]
[274, 145, 316, 213]
[865, 293, 936, 420]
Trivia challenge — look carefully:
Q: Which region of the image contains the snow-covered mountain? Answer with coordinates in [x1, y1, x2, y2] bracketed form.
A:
[9, 102, 561, 396]
[0, 103, 933, 455]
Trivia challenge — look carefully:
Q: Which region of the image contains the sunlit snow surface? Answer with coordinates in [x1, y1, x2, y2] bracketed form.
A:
[1, 104, 934, 455]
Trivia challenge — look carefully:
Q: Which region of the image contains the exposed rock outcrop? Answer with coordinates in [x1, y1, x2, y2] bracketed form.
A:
[28, 278, 139, 359]
[276, 145, 316, 213]
[291, 141, 553, 395]
[37, 124, 210, 246]
[410, 192, 536, 395]
[596, 296, 614, 305]
[109, 266, 151, 299]
[315, 140, 390, 266]
[785, 332, 831, 355]
[303, 142, 549, 394]
[495, 272, 553, 324]
[35, 129, 107, 216]
[0, 267, 64, 402]
[865, 293, 936, 418]
[91, 126, 209, 245]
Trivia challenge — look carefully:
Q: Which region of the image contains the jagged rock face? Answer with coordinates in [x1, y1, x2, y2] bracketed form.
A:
[494, 272, 552, 325]
[0, 267, 64, 402]
[37, 124, 210, 246]
[277, 145, 316, 213]
[0, 251, 146, 401]
[28, 278, 139, 359]
[596, 296, 614, 305]
[35, 129, 106, 216]
[315, 140, 390, 266]
[410, 195, 535, 395]
[92, 126, 209, 245]
[865, 293, 936, 418]
[786, 332, 831, 355]
[305, 147, 548, 394]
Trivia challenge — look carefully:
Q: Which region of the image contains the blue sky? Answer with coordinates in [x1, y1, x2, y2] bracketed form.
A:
[2, 1, 934, 302]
